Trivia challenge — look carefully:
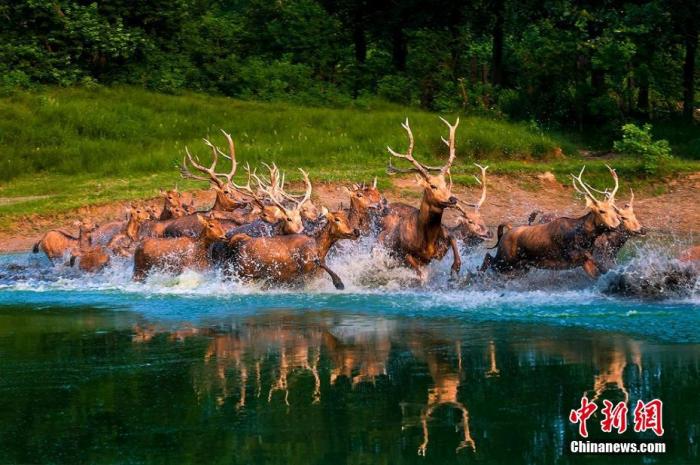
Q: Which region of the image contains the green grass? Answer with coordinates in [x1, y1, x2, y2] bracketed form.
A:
[0, 86, 698, 229]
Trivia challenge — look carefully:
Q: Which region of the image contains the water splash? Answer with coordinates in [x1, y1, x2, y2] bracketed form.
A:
[1, 236, 698, 342]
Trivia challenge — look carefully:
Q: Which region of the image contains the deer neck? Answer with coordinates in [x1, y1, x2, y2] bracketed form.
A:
[125, 218, 141, 241]
[315, 223, 337, 260]
[418, 193, 445, 246]
[348, 200, 366, 229]
[194, 232, 217, 258]
[78, 230, 92, 248]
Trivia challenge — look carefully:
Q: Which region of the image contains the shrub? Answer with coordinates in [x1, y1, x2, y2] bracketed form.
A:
[613, 123, 672, 174]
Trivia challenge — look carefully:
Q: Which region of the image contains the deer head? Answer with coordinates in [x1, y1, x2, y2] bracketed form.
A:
[604, 166, 645, 235]
[325, 209, 360, 240]
[160, 188, 181, 209]
[344, 178, 384, 211]
[571, 167, 620, 230]
[454, 164, 491, 240]
[128, 205, 151, 224]
[196, 215, 227, 242]
[387, 118, 458, 211]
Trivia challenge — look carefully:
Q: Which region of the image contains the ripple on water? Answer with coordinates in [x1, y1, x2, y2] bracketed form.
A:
[0, 239, 697, 342]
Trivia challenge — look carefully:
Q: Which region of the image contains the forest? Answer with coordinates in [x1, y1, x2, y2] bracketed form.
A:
[2, 0, 698, 135]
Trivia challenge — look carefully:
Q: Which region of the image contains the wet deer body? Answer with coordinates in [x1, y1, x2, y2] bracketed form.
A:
[224, 210, 359, 289]
[133, 216, 226, 280]
[378, 118, 461, 279]
[482, 167, 621, 278]
[524, 170, 644, 273]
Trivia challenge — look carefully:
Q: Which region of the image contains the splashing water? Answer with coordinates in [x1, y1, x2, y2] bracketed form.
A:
[1, 235, 697, 342]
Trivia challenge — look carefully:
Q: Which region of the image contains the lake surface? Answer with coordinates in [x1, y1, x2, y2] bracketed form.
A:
[0, 249, 698, 464]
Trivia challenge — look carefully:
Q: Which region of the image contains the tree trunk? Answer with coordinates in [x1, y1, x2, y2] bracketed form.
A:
[637, 76, 649, 117]
[392, 28, 407, 72]
[491, 0, 504, 86]
[682, 29, 697, 121]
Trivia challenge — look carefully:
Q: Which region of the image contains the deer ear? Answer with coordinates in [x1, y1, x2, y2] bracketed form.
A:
[196, 214, 207, 226]
[414, 174, 425, 186]
[585, 196, 597, 208]
[321, 206, 329, 218]
[341, 186, 352, 195]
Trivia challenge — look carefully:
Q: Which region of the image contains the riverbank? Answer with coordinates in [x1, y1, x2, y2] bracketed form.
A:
[2, 172, 698, 254]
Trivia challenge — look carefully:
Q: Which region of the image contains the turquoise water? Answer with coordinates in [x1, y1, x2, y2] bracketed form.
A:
[0, 250, 698, 464]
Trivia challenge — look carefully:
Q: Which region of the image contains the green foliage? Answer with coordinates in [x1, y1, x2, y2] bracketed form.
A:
[0, 0, 696, 132]
[613, 123, 673, 174]
[2, 86, 697, 225]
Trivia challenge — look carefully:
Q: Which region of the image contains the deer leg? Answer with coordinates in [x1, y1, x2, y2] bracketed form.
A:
[405, 254, 426, 282]
[317, 260, 345, 290]
[582, 259, 600, 279]
[480, 253, 493, 272]
[449, 236, 461, 278]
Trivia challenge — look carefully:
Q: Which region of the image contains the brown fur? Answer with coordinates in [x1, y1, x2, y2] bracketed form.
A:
[379, 179, 461, 280]
[226, 211, 360, 289]
[345, 183, 385, 235]
[107, 206, 152, 256]
[481, 208, 620, 278]
[133, 216, 226, 280]
[32, 220, 97, 263]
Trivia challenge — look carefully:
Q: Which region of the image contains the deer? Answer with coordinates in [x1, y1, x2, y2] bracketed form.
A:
[106, 205, 153, 256]
[481, 166, 621, 278]
[224, 209, 360, 289]
[342, 177, 386, 236]
[447, 164, 492, 251]
[378, 117, 462, 281]
[32, 219, 99, 264]
[133, 215, 227, 281]
[525, 166, 645, 273]
[324, 324, 391, 387]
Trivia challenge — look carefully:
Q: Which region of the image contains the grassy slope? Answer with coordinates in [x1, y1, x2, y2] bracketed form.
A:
[0, 86, 697, 228]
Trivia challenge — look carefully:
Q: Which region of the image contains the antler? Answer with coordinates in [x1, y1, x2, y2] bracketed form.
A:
[570, 166, 601, 202]
[387, 119, 429, 178]
[231, 163, 265, 208]
[461, 163, 488, 210]
[180, 129, 237, 188]
[604, 164, 619, 204]
[439, 117, 459, 175]
[294, 169, 313, 208]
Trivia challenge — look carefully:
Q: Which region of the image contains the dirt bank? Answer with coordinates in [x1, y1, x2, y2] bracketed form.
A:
[2, 172, 698, 253]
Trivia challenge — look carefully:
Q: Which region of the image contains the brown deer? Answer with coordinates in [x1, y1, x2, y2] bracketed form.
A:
[133, 215, 227, 280]
[106, 205, 152, 256]
[70, 243, 110, 273]
[225, 209, 360, 289]
[378, 118, 461, 280]
[343, 177, 386, 235]
[525, 167, 645, 273]
[32, 220, 98, 263]
[481, 167, 621, 278]
[448, 164, 492, 251]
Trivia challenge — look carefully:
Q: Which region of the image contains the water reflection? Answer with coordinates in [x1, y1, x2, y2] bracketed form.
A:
[1, 306, 698, 464]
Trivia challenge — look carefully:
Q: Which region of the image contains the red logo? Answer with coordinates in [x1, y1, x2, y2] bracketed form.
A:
[633, 399, 664, 437]
[569, 396, 597, 437]
[570, 397, 663, 437]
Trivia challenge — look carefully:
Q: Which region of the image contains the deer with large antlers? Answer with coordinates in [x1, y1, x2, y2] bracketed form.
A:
[223, 209, 360, 289]
[525, 166, 645, 273]
[447, 164, 492, 251]
[481, 166, 621, 278]
[378, 118, 462, 280]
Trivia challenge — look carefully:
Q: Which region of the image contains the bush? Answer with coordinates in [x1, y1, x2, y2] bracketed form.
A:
[613, 123, 672, 174]
[377, 74, 414, 105]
